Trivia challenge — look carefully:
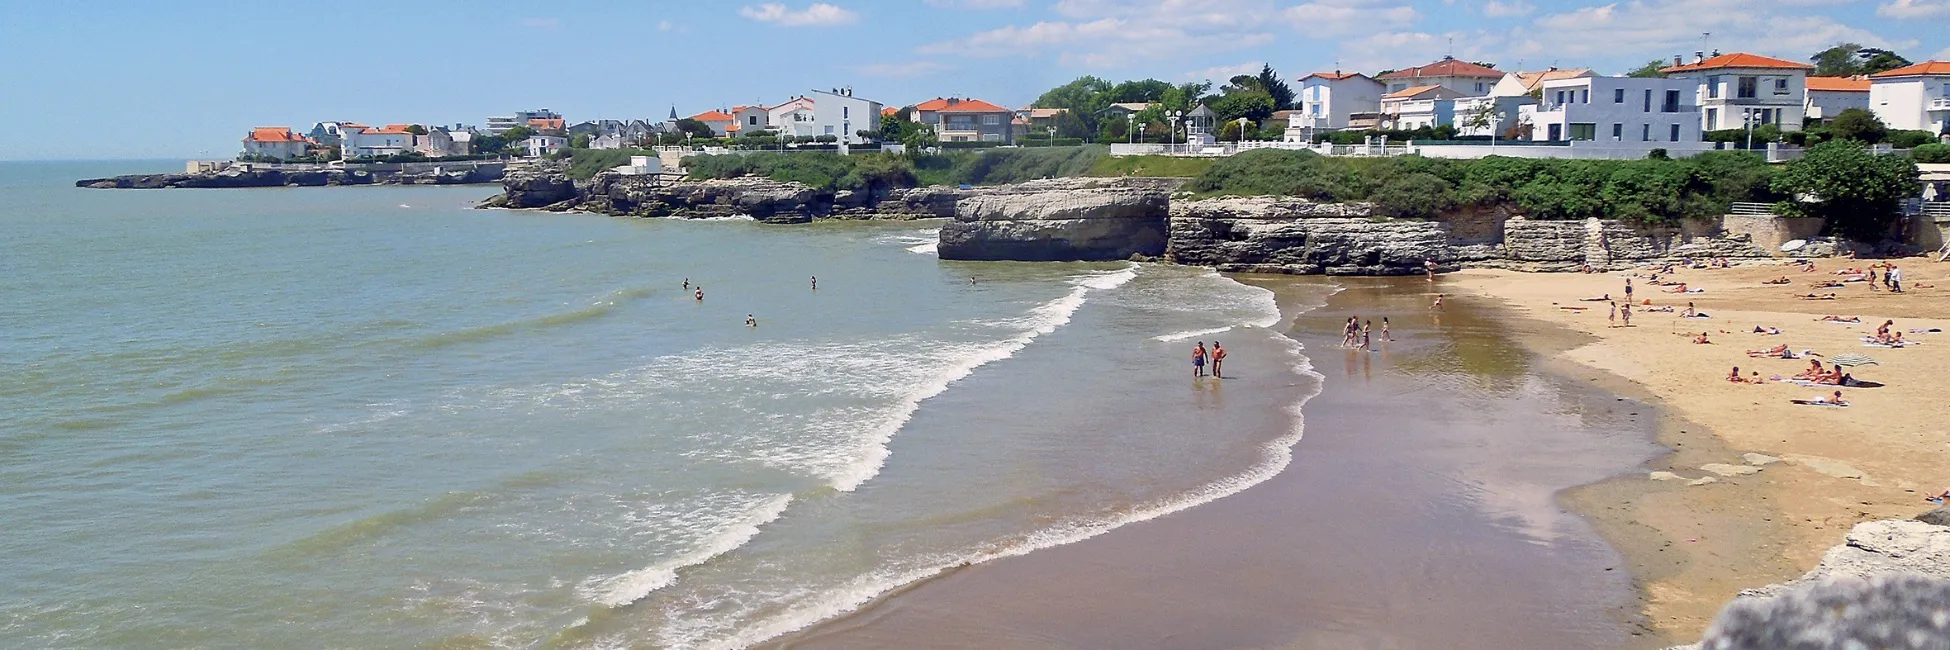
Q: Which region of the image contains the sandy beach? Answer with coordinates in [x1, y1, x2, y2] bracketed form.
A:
[1446, 258, 1950, 643]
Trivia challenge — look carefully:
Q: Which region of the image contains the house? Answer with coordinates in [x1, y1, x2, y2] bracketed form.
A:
[450, 130, 474, 154]
[340, 124, 413, 158]
[1016, 107, 1068, 142]
[413, 127, 460, 156]
[1868, 61, 1950, 135]
[727, 105, 770, 137]
[569, 119, 662, 144]
[1287, 71, 1385, 141]
[1521, 75, 1701, 145]
[486, 109, 561, 135]
[769, 97, 819, 138]
[525, 133, 567, 157]
[306, 122, 353, 146]
[687, 110, 735, 137]
[1380, 86, 1467, 130]
[1804, 76, 1871, 122]
[1098, 102, 1155, 121]
[807, 88, 883, 145]
[590, 133, 626, 150]
[1378, 56, 1504, 96]
[1487, 68, 1595, 98]
[241, 127, 310, 160]
[1452, 94, 1537, 137]
[933, 99, 1014, 143]
[527, 118, 565, 134]
[1662, 52, 1813, 132]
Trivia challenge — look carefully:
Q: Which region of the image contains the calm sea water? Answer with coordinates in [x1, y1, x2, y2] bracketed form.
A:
[0, 161, 1321, 649]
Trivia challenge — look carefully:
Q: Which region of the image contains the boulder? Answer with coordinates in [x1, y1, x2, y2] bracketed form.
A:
[938, 187, 1169, 261]
[501, 167, 577, 208]
[651, 178, 829, 223]
[1918, 507, 1950, 527]
[1167, 196, 1448, 275]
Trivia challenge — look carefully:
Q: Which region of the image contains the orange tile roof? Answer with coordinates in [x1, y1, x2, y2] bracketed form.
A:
[1663, 52, 1814, 73]
[371, 125, 413, 134]
[1301, 71, 1371, 81]
[526, 118, 564, 130]
[1379, 58, 1501, 80]
[341, 122, 370, 129]
[1382, 85, 1446, 99]
[727, 123, 742, 133]
[690, 110, 733, 122]
[937, 99, 1010, 113]
[913, 97, 954, 111]
[245, 127, 306, 142]
[1871, 61, 1950, 78]
[1806, 76, 1871, 92]
[881, 107, 899, 116]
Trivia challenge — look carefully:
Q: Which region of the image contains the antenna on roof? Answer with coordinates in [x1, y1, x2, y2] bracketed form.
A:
[1701, 32, 1710, 59]
[1446, 36, 1454, 59]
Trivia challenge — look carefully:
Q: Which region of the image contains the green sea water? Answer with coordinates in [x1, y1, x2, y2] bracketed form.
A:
[0, 161, 1322, 649]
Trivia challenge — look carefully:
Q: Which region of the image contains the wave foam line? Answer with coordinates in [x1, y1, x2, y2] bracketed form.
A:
[705, 332, 1324, 650]
[1151, 326, 1233, 343]
[580, 494, 794, 608]
[827, 266, 1137, 493]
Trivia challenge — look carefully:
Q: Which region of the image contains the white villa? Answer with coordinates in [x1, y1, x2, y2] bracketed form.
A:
[525, 133, 567, 157]
[768, 97, 819, 139]
[808, 88, 882, 145]
[341, 125, 413, 158]
[1378, 57, 1504, 96]
[1804, 76, 1870, 122]
[1521, 76, 1703, 149]
[727, 105, 769, 137]
[487, 109, 560, 135]
[1662, 53, 1811, 132]
[1868, 62, 1950, 135]
[1380, 85, 1466, 130]
[241, 127, 311, 160]
[1285, 72, 1383, 142]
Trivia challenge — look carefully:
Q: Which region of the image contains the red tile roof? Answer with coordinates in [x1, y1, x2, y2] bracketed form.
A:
[1870, 61, 1950, 78]
[1382, 85, 1448, 99]
[881, 107, 899, 116]
[913, 97, 954, 111]
[1806, 76, 1870, 92]
[689, 110, 733, 122]
[1378, 58, 1501, 80]
[1663, 52, 1814, 73]
[936, 99, 1010, 113]
[1301, 71, 1371, 81]
[372, 124, 413, 134]
[526, 118, 564, 131]
[245, 127, 306, 143]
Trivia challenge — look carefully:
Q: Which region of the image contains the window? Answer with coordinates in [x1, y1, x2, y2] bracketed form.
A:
[1644, 89, 1653, 112]
[748, 116, 759, 126]
[1567, 123, 1597, 140]
[1663, 90, 1681, 113]
[982, 133, 1001, 142]
[1670, 124, 1682, 142]
[1706, 108, 1718, 128]
[1774, 78, 1789, 94]
[1642, 124, 1651, 141]
[1555, 90, 1567, 106]
[1311, 104, 1322, 115]
[1612, 123, 1623, 139]
[843, 107, 850, 119]
[1614, 88, 1626, 103]
[1475, 82, 1486, 93]
[1580, 89, 1589, 103]
[983, 114, 1000, 125]
[1737, 77, 1757, 99]
[1707, 76, 1721, 99]
[824, 126, 834, 135]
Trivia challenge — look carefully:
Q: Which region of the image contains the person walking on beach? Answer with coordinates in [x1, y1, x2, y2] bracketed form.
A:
[1192, 342, 1208, 378]
[695, 288, 704, 301]
[1361, 320, 1372, 349]
[1432, 294, 1444, 310]
[1381, 317, 1391, 341]
[1888, 264, 1903, 293]
[1608, 301, 1618, 327]
[1211, 342, 1227, 378]
[1867, 267, 1879, 292]
[1624, 278, 1633, 302]
[1424, 259, 1436, 282]
[1620, 302, 1632, 327]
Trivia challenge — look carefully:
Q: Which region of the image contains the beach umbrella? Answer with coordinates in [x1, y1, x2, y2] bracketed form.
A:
[1828, 353, 1879, 367]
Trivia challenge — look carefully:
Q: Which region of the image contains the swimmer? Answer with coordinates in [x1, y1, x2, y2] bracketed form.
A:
[811, 276, 817, 290]
[746, 314, 757, 327]
[695, 288, 704, 301]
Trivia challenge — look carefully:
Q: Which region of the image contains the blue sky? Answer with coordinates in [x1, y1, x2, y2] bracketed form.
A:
[2, 0, 1945, 160]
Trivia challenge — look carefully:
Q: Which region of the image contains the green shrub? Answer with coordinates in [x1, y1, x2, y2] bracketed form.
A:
[1912, 143, 1950, 164]
[560, 148, 661, 179]
[1888, 130, 1940, 149]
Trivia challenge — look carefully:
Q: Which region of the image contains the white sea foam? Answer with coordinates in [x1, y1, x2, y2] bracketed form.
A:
[578, 494, 793, 607]
[905, 241, 937, 255]
[1151, 326, 1233, 342]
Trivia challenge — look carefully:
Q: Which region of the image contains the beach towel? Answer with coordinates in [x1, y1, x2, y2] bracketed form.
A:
[1789, 399, 1848, 407]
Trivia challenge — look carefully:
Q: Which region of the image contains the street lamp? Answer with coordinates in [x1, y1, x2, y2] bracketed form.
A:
[1743, 108, 1756, 151]
[1167, 110, 1183, 154]
[1489, 113, 1503, 152]
[1048, 125, 1056, 148]
[1127, 113, 1136, 144]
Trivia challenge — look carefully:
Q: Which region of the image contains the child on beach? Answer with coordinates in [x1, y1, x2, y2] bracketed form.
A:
[1620, 303, 1631, 327]
[1381, 317, 1391, 341]
[1609, 302, 1617, 327]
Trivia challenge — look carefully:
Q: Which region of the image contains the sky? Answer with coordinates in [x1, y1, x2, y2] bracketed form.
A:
[1, 0, 1946, 160]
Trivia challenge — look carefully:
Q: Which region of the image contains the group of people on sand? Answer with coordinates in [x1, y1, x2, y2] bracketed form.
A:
[1340, 316, 1390, 349]
[1191, 341, 1226, 378]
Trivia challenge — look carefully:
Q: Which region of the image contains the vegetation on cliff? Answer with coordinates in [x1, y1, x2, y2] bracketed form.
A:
[681, 146, 1115, 191]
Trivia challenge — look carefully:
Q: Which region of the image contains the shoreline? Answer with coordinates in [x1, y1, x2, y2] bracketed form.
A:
[764, 274, 1667, 649]
[1442, 262, 1950, 643]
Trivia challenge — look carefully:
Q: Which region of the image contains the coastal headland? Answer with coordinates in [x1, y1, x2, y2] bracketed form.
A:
[74, 161, 509, 189]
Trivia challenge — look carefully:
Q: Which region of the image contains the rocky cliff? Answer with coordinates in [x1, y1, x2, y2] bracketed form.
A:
[77, 165, 503, 189]
[1167, 196, 1451, 275]
[937, 180, 1173, 262]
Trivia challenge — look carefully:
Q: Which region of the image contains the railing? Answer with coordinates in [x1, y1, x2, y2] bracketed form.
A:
[1922, 202, 1950, 219]
[1930, 98, 1950, 111]
[1729, 202, 1778, 216]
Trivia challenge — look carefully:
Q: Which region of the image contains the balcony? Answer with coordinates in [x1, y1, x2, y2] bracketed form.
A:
[1930, 98, 1950, 111]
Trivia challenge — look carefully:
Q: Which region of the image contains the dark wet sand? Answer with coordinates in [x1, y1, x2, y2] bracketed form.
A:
[764, 276, 1669, 650]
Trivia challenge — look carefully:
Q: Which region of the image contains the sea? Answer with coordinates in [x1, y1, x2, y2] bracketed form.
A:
[0, 161, 1325, 649]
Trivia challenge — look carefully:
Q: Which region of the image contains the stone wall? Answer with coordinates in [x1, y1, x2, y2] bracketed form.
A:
[1723, 214, 1826, 253]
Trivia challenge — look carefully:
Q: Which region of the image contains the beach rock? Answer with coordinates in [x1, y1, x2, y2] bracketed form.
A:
[1167, 196, 1453, 275]
[656, 178, 830, 223]
[1689, 476, 1720, 486]
[501, 168, 577, 209]
[1742, 453, 1781, 466]
[1788, 455, 1868, 482]
[1650, 471, 1688, 481]
[1918, 507, 1950, 527]
[1692, 575, 1950, 650]
[1701, 463, 1763, 477]
[938, 186, 1170, 262]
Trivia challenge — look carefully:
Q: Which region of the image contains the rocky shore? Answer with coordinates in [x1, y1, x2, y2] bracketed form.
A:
[480, 164, 1827, 274]
[76, 164, 505, 189]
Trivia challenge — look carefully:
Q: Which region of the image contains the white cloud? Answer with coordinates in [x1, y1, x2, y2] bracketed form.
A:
[1185, 61, 1264, 81]
[1877, 0, 1950, 17]
[854, 60, 952, 77]
[738, 3, 859, 26]
[1482, 0, 1534, 17]
[657, 20, 674, 31]
[1508, 0, 1912, 71]
[924, 0, 1025, 7]
[1284, 0, 1420, 33]
[919, 1, 1279, 68]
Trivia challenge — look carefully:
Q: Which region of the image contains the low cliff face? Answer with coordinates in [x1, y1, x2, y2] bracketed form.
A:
[938, 183, 1171, 262]
[490, 168, 577, 209]
[1168, 196, 1450, 275]
[78, 166, 501, 189]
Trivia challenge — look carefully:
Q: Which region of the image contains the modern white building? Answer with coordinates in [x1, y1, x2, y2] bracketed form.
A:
[1487, 68, 1595, 98]
[1868, 61, 1950, 135]
[1380, 85, 1466, 130]
[241, 127, 310, 160]
[1285, 72, 1384, 142]
[1453, 95, 1537, 138]
[808, 88, 883, 145]
[525, 134, 567, 157]
[1662, 53, 1811, 132]
[1804, 76, 1871, 122]
[1378, 56, 1504, 96]
[768, 97, 819, 138]
[1521, 76, 1702, 148]
[727, 105, 770, 137]
[486, 109, 561, 135]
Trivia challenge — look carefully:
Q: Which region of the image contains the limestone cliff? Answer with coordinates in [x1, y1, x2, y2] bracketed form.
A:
[937, 182, 1171, 262]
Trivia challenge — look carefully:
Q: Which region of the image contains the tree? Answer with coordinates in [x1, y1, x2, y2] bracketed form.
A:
[1159, 81, 1210, 114]
[1207, 89, 1275, 123]
[1912, 143, 1950, 164]
[1460, 102, 1500, 136]
[673, 118, 715, 139]
[570, 133, 592, 149]
[1626, 59, 1668, 78]
[1859, 49, 1912, 75]
[1811, 43, 1913, 77]
[1256, 64, 1296, 110]
[405, 124, 428, 135]
[1052, 109, 1093, 140]
[501, 125, 535, 142]
[469, 133, 507, 155]
[1107, 79, 1172, 103]
[1033, 76, 1115, 132]
[1772, 140, 1921, 240]
[1827, 108, 1888, 144]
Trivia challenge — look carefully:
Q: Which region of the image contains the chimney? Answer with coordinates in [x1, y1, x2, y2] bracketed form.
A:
[1674, 55, 1683, 66]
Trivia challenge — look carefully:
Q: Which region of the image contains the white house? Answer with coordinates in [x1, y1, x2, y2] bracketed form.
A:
[1662, 53, 1812, 132]
[340, 125, 413, 158]
[727, 105, 770, 137]
[1453, 95, 1537, 138]
[1380, 85, 1467, 130]
[590, 133, 626, 150]
[525, 134, 567, 157]
[1285, 71, 1384, 142]
[687, 110, 735, 137]
[1378, 56, 1505, 96]
[768, 96, 818, 138]
[808, 88, 883, 145]
[486, 109, 561, 135]
[1487, 68, 1595, 97]
[1521, 76, 1702, 147]
[1868, 61, 1950, 135]
[611, 155, 662, 176]
[1804, 76, 1870, 122]
[412, 127, 459, 157]
[241, 127, 310, 160]
[450, 130, 473, 154]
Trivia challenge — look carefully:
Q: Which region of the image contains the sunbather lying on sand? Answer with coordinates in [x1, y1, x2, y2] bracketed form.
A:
[1834, 267, 1865, 276]
[1819, 315, 1860, 323]
[1812, 281, 1845, 289]
[1692, 332, 1712, 344]
[1578, 294, 1611, 301]
[1790, 390, 1849, 407]
[1762, 277, 1792, 285]
[1644, 305, 1675, 312]
[1799, 293, 1839, 300]
[1752, 326, 1783, 335]
[1747, 344, 1790, 358]
[1928, 489, 1949, 504]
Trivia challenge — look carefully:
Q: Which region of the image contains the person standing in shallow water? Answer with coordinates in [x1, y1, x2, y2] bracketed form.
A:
[746, 314, 757, 327]
[1211, 342, 1227, 378]
[695, 288, 704, 301]
[810, 276, 817, 290]
[1192, 342, 1208, 378]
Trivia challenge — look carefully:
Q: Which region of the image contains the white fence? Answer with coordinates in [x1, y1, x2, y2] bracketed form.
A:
[1730, 202, 1778, 216]
[1111, 139, 1712, 160]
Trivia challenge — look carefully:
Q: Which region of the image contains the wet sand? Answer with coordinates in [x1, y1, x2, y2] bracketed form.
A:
[765, 276, 1668, 650]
